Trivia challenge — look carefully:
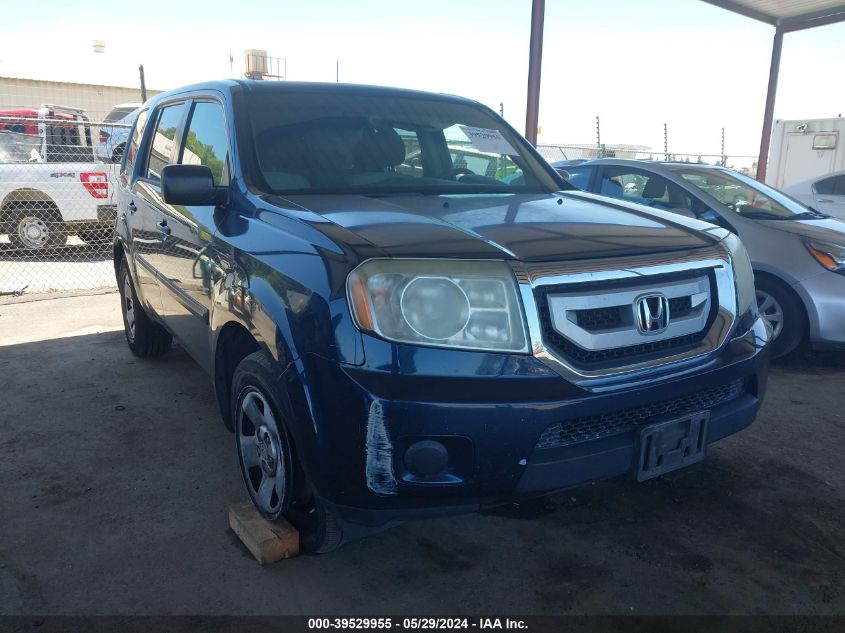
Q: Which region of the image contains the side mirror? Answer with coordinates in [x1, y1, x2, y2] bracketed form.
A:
[161, 164, 228, 206]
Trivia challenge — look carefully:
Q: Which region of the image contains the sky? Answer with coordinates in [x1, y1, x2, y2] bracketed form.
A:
[2, 0, 844, 158]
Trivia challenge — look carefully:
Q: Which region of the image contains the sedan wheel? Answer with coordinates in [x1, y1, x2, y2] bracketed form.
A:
[756, 289, 784, 341]
[754, 277, 805, 359]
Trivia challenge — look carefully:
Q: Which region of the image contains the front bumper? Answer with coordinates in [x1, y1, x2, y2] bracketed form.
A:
[295, 317, 769, 528]
[794, 270, 845, 349]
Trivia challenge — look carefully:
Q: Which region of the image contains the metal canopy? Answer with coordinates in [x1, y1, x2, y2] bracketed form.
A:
[701, 0, 845, 31]
[701, 1, 845, 180]
[523, 1, 845, 178]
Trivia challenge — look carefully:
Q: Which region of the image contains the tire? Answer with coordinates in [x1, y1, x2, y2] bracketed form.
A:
[756, 275, 805, 359]
[8, 205, 67, 251]
[79, 228, 113, 245]
[111, 143, 126, 164]
[232, 351, 344, 553]
[118, 258, 172, 357]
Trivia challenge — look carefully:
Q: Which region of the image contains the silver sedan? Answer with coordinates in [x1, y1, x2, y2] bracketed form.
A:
[556, 159, 845, 358]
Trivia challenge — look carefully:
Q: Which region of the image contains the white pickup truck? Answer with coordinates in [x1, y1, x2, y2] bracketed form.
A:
[0, 105, 117, 250]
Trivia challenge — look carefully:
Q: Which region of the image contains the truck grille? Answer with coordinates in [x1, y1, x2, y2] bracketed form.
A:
[535, 379, 745, 450]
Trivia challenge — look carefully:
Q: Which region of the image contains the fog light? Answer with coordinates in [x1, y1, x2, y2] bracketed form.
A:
[403, 440, 448, 478]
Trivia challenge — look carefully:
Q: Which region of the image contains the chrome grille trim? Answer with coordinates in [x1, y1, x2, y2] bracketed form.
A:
[510, 244, 738, 387]
[546, 274, 711, 351]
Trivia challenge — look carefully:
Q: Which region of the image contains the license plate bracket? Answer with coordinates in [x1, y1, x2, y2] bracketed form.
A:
[636, 411, 710, 482]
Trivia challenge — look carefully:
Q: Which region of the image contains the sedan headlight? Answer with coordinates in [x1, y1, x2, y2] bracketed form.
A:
[804, 240, 845, 275]
[347, 259, 529, 352]
[724, 233, 757, 318]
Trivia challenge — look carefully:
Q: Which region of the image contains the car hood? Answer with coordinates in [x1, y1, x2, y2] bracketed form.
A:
[271, 191, 718, 262]
[759, 217, 845, 245]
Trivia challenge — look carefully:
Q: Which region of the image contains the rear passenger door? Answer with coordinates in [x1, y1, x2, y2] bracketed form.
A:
[131, 101, 189, 312]
[150, 98, 231, 370]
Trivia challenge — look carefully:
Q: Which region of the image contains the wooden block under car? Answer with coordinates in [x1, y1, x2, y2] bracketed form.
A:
[229, 501, 299, 564]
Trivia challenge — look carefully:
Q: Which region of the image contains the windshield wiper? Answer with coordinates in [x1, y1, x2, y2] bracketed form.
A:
[789, 211, 830, 220]
[738, 210, 790, 221]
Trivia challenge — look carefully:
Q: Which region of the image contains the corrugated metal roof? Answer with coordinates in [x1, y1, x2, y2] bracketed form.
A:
[701, 0, 845, 30]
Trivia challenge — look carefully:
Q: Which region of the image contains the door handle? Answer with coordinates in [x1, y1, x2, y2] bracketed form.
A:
[158, 220, 171, 236]
[128, 201, 137, 215]
[816, 198, 834, 203]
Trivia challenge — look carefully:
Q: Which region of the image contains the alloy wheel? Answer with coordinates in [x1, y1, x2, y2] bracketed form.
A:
[756, 289, 784, 341]
[123, 273, 136, 343]
[237, 388, 287, 517]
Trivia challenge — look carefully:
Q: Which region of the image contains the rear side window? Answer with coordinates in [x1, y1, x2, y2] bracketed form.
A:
[146, 103, 187, 182]
[179, 101, 228, 185]
[815, 175, 845, 196]
[105, 106, 137, 123]
[122, 108, 148, 182]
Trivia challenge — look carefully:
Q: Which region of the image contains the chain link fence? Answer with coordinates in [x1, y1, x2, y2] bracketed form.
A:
[0, 110, 129, 300]
[536, 144, 758, 174]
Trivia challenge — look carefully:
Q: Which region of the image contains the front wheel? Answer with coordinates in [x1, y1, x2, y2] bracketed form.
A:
[756, 276, 805, 358]
[232, 351, 344, 553]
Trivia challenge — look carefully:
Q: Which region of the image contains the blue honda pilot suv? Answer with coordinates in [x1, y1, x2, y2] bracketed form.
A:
[114, 80, 770, 552]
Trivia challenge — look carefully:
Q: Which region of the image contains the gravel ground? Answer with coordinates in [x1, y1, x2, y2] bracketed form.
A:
[1, 293, 843, 615]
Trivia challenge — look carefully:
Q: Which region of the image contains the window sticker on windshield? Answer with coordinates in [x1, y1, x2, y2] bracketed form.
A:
[458, 126, 518, 156]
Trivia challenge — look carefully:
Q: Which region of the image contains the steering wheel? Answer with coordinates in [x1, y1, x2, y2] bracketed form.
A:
[440, 167, 475, 180]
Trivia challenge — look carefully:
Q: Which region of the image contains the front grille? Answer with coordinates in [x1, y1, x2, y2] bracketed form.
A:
[542, 320, 705, 366]
[535, 379, 745, 450]
[576, 306, 623, 331]
[668, 296, 692, 317]
[539, 270, 716, 370]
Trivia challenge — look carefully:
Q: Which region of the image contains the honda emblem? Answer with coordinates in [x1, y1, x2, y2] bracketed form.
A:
[635, 294, 670, 335]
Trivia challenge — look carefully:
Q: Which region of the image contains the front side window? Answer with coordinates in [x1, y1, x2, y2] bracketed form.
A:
[179, 101, 228, 185]
[146, 102, 187, 182]
[244, 92, 562, 195]
[597, 167, 697, 212]
[676, 168, 821, 220]
[558, 166, 593, 189]
[122, 108, 148, 183]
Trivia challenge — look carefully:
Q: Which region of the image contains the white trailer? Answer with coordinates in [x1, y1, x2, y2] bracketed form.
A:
[766, 117, 845, 189]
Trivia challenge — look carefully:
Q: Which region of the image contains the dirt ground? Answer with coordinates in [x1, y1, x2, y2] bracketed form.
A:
[1, 293, 843, 615]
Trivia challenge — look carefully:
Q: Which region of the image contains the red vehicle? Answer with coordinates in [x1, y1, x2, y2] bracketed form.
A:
[0, 108, 76, 136]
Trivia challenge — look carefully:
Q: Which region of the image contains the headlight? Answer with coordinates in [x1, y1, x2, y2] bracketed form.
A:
[347, 259, 529, 353]
[804, 240, 845, 275]
[724, 233, 757, 318]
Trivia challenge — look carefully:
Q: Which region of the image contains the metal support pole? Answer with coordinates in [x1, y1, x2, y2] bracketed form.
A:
[596, 115, 601, 150]
[663, 122, 668, 160]
[139, 65, 147, 102]
[721, 127, 726, 166]
[756, 27, 784, 182]
[524, 0, 545, 146]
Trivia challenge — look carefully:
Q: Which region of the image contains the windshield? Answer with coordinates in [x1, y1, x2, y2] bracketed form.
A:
[675, 168, 822, 220]
[243, 91, 563, 196]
